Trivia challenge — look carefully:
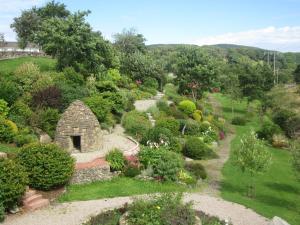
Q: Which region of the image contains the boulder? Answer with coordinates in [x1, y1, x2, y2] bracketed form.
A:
[40, 133, 52, 144]
[269, 216, 290, 225]
[0, 152, 7, 158]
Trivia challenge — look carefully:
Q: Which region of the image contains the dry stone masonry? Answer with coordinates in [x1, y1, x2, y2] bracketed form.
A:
[55, 100, 102, 153]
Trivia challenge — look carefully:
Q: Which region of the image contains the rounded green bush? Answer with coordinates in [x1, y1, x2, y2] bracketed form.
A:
[17, 143, 75, 190]
[257, 119, 281, 141]
[138, 147, 184, 181]
[155, 117, 180, 135]
[0, 158, 28, 210]
[184, 137, 213, 160]
[105, 148, 126, 171]
[184, 161, 207, 179]
[178, 100, 196, 115]
[14, 133, 38, 147]
[0, 118, 18, 143]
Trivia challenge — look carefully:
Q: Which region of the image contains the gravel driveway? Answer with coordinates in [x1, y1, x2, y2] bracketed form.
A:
[4, 193, 269, 225]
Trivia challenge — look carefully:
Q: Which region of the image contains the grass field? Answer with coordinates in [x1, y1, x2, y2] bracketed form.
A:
[59, 177, 187, 202]
[214, 93, 300, 225]
[0, 56, 56, 75]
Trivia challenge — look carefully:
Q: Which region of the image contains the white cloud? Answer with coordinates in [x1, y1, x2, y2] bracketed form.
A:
[193, 26, 300, 52]
[0, 0, 46, 40]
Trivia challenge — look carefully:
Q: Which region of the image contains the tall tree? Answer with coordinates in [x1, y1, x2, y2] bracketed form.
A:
[294, 64, 300, 84]
[11, 1, 70, 48]
[113, 28, 146, 55]
[175, 47, 219, 99]
[35, 11, 117, 73]
[238, 64, 274, 101]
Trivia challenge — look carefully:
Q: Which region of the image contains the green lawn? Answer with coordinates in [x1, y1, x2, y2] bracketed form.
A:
[0, 56, 56, 75]
[59, 177, 187, 202]
[214, 93, 300, 225]
[0, 143, 19, 154]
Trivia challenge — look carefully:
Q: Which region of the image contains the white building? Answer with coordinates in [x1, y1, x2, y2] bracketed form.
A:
[0, 42, 41, 53]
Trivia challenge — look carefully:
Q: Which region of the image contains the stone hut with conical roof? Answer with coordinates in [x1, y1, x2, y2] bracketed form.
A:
[55, 100, 102, 153]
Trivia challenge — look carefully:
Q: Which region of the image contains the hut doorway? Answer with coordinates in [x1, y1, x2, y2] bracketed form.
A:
[71, 136, 81, 151]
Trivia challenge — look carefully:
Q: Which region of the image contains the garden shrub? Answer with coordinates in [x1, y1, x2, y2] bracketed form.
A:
[142, 77, 159, 90]
[62, 67, 84, 86]
[231, 116, 247, 125]
[184, 161, 207, 179]
[14, 129, 38, 147]
[0, 203, 4, 222]
[127, 193, 196, 225]
[152, 150, 183, 181]
[84, 209, 122, 225]
[272, 109, 296, 131]
[0, 99, 9, 117]
[257, 119, 281, 141]
[178, 100, 196, 115]
[14, 62, 43, 93]
[130, 89, 153, 100]
[0, 158, 28, 210]
[58, 82, 89, 109]
[123, 164, 141, 177]
[105, 149, 126, 172]
[0, 118, 18, 143]
[178, 169, 197, 185]
[31, 73, 54, 93]
[122, 110, 151, 140]
[30, 108, 60, 138]
[156, 100, 170, 113]
[141, 127, 182, 153]
[155, 117, 180, 136]
[32, 86, 62, 109]
[100, 91, 127, 115]
[184, 137, 214, 160]
[138, 147, 184, 181]
[0, 79, 21, 105]
[192, 110, 202, 122]
[138, 146, 163, 168]
[180, 119, 201, 135]
[169, 105, 187, 119]
[17, 143, 75, 190]
[8, 100, 33, 127]
[83, 95, 112, 123]
[285, 115, 300, 138]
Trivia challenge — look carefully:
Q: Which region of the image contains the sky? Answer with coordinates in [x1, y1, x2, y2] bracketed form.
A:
[1, 0, 300, 52]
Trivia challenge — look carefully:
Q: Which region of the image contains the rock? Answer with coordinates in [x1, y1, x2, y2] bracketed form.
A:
[211, 141, 218, 150]
[40, 133, 52, 144]
[185, 157, 194, 162]
[269, 216, 290, 225]
[9, 206, 20, 214]
[0, 152, 7, 158]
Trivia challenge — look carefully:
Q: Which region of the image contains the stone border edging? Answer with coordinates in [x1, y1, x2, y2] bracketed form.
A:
[125, 136, 139, 155]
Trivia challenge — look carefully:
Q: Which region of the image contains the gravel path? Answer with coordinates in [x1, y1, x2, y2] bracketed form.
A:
[72, 125, 138, 163]
[4, 193, 269, 225]
[134, 92, 171, 112]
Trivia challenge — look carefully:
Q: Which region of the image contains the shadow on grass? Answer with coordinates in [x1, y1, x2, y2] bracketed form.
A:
[221, 181, 245, 194]
[256, 194, 297, 210]
[222, 106, 246, 115]
[264, 182, 300, 195]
